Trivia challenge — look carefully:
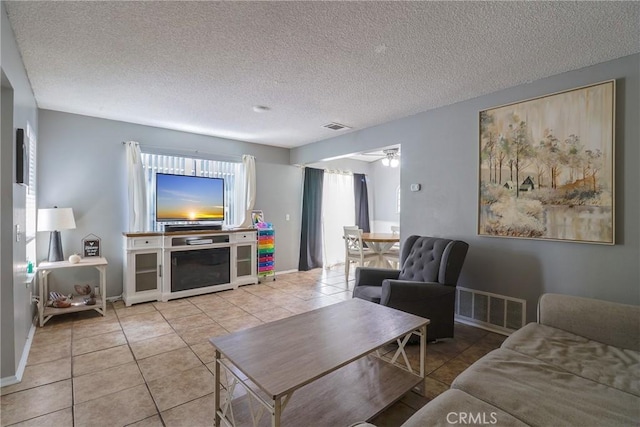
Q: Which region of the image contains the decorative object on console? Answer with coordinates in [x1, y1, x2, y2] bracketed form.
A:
[478, 80, 615, 244]
[38, 207, 77, 262]
[74, 284, 92, 295]
[49, 291, 71, 308]
[84, 296, 97, 305]
[82, 234, 101, 257]
[251, 210, 264, 227]
[69, 253, 81, 264]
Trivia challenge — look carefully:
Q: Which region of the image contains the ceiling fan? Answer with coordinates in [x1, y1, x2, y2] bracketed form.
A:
[381, 148, 400, 167]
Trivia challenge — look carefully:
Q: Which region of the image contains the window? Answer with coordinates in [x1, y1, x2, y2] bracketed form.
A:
[25, 123, 37, 263]
[140, 153, 242, 230]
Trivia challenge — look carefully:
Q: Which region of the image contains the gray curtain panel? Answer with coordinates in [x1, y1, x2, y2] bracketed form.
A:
[298, 167, 324, 271]
[353, 173, 370, 233]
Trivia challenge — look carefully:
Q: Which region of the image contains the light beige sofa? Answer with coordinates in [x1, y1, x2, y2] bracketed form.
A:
[403, 293, 640, 426]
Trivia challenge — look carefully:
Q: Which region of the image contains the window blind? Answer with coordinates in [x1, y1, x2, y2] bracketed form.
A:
[140, 153, 242, 230]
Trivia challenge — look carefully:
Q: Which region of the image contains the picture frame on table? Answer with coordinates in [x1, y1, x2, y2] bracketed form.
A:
[251, 210, 264, 227]
[82, 234, 102, 257]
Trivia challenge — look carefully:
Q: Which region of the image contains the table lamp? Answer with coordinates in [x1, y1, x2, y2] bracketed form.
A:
[37, 207, 76, 262]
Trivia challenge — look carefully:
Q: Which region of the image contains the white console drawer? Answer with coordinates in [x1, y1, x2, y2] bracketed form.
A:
[129, 237, 162, 249]
[235, 232, 256, 243]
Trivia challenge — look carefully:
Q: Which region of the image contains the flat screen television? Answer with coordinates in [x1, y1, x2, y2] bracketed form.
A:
[155, 173, 224, 223]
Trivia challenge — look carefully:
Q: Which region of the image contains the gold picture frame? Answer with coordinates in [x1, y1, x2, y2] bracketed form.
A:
[478, 80, 615, 244]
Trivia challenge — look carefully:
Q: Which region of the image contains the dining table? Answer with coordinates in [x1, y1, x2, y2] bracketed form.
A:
[361, 232, 400, 268]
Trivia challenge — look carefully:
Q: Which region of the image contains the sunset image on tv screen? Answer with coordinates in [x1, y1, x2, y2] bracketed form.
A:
[156, 174, 224, 222]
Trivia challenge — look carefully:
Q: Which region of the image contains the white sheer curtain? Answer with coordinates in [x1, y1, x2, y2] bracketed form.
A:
[322, 171, 355, 268]
[238, 154, 256, 227]
[125, 141, 147, 231]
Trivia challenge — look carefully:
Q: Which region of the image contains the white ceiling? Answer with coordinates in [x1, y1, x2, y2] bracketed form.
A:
[5, 1, 639, 148]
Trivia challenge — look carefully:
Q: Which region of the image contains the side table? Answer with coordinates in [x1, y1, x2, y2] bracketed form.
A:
[37, 257, 108, 327]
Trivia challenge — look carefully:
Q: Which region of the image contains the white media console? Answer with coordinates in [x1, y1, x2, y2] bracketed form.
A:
[122, 228, 258, 306]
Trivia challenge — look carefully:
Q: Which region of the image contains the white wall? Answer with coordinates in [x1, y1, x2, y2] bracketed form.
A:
[370, 158, 400, 232]
[37, 110, 302, 297]
[291, 54, 640, 322]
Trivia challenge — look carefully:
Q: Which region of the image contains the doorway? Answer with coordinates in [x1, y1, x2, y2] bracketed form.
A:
[309, 144, 401, 269]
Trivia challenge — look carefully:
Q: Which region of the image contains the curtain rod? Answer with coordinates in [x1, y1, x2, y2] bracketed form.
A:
[297, 164, 353, 175]
[122, 141, 242, 161]
[326, 169, 353, 175]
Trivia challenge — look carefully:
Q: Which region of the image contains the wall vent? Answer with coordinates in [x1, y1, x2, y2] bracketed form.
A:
[455, 287, 526, 335]
[322, 122, 351, 131]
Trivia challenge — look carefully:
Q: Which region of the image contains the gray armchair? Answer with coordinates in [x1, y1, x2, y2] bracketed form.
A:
[353, 235, 469, 340]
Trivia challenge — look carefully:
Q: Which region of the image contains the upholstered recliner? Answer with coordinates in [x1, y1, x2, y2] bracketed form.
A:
[353, 235, 469, 340]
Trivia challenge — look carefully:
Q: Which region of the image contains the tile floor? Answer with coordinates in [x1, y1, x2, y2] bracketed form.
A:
[0, 267, 505, 427]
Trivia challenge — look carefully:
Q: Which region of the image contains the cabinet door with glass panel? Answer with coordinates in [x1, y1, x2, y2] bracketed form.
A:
[124, 234, 163, 306]
[235, 231, 257, 285]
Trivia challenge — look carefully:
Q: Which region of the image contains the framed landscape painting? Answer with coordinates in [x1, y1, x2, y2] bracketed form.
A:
[478, 80, 615, 244]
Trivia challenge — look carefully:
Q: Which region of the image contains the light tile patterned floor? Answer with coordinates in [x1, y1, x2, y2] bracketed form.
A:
[0, 268, 505, 427]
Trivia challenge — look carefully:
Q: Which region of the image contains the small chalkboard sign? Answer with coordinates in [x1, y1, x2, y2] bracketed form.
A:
[82, 234, 101, 257]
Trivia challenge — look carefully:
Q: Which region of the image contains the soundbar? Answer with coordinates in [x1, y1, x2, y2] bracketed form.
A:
[186, 239, 214, 245]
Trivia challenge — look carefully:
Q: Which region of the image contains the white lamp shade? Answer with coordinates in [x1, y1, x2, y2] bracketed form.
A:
[390, 158, 399, 168]
[381, 157, 390, 166]
[37, 208, 76, 231]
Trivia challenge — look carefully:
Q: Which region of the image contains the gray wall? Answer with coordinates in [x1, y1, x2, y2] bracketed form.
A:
[38, 110, 301, 297]
[292, 54, 640, 322]
[254, 162, 302, 271]
[1, 2, 39, 380]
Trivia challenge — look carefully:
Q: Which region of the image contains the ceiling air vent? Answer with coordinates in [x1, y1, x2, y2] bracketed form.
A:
[322, 122, 351, 131]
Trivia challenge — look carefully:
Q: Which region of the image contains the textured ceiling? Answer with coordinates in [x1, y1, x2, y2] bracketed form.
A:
[5, 1, 639, 148]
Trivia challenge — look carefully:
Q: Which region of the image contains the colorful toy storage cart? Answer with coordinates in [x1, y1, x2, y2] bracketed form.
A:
[257, 226, 275, 282]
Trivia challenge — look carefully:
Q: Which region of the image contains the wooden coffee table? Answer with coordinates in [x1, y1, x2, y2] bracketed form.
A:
[209, 298, 430, 427]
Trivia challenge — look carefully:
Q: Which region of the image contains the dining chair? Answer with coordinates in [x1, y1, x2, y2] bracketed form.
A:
[386, 225, 401, 268]
[343, 226, 377, 280]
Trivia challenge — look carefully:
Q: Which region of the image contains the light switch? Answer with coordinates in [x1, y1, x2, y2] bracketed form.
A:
[285, 214, 290, 221]
[410, 183, 421, 192]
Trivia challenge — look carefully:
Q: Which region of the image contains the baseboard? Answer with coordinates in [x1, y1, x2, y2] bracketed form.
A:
[0, 322, 36, 387]
[454, 316, 511, 337]
[275, 269, 298, 276]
